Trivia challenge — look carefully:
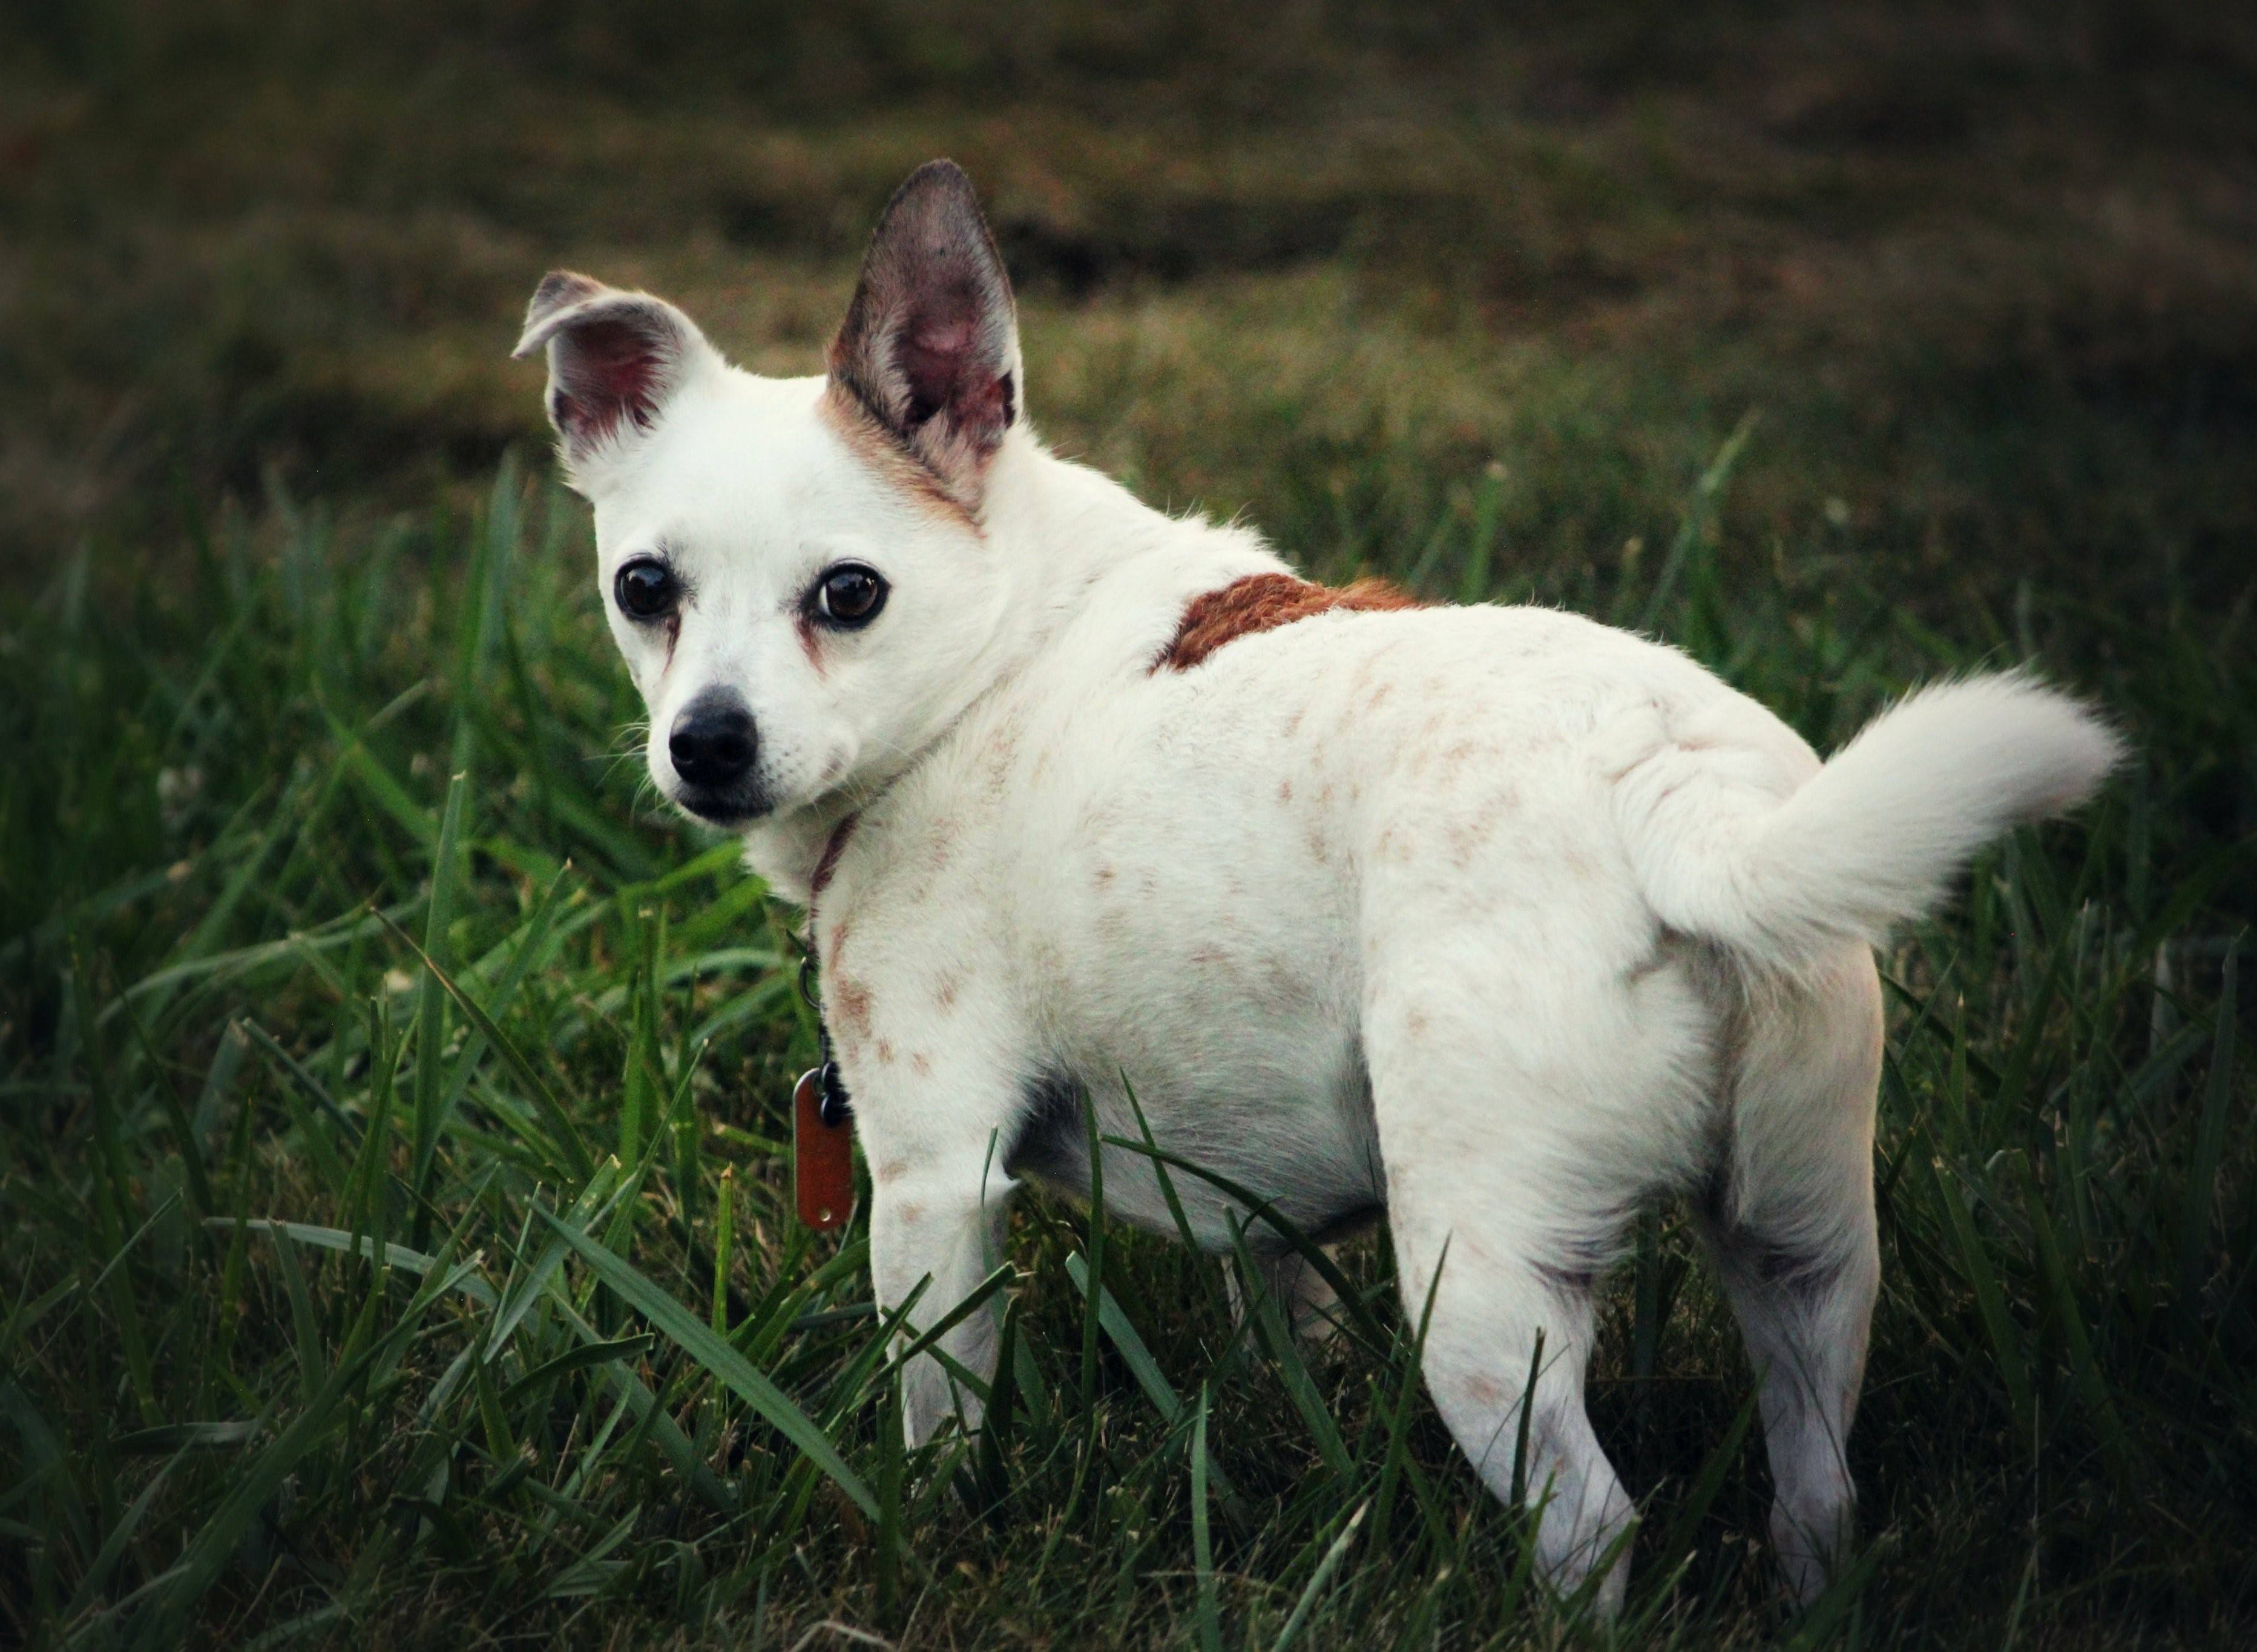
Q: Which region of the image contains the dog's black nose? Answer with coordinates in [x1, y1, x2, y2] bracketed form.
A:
[669, 696, 757, 792]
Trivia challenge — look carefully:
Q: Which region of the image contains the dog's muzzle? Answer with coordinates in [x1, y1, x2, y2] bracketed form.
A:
[668, 690, 764, 822]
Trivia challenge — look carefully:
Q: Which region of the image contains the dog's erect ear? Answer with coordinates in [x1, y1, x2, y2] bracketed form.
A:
[829, 160, 1022, 506]
[513, 271, 718, 479]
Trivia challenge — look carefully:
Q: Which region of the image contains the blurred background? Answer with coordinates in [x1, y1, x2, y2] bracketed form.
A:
[7, 0, 2253, 614]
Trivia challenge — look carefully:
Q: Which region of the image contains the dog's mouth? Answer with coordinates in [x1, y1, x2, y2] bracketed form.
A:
[670, 781, 773, 829]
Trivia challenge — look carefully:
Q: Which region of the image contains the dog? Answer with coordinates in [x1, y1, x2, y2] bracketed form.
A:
[514, 159, 2120, 1614]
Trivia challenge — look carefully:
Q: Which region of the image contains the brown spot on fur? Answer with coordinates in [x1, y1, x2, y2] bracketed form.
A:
[911, 1052, 933, 1078]
[1094, 865, 1117, 888]
[1406, 1009, 1430, 1037]
[1156, 574, 1421, 672]
[1462, 1373, 1505, 1408]
[834, 975, 873, 1039]
[818, 382, 977, 528]
[1262, 955, 1304, 1008]
[1278, 779, 1293, 803]
[905, 817, 957, 879]
[876, 1039, 895, 1065]
[979, 723, 1023, 790]
[934, 974, 960, 1009]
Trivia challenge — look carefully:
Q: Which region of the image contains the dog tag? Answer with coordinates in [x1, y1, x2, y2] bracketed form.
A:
[793, 1067, 855, 1230]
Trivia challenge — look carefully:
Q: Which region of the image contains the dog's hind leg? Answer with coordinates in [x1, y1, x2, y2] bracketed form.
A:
[1698, 949, 1884, 1605]
[1393, 1225, 1632, 1613]
[1360, 942, 1698, 1618]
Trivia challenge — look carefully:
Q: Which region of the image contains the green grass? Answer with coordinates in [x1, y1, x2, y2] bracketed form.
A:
[4, 3, 2257, 1647]
[2, 444, 2252, 1647]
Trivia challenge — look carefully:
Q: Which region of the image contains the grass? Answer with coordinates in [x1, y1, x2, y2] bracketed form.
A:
[3, 449, 2251, 1647]
[4, 3, 2257, 1647]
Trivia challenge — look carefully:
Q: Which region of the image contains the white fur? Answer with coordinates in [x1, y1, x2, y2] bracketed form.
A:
[524, 183, 2120, 1616]
[1620, 671, 2124, 976]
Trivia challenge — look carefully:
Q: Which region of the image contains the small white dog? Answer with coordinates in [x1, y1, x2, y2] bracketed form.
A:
[516, 160, 2119, 1613]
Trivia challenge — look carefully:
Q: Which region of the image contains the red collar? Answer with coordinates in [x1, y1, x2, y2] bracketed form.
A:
[807, 812, 859, 914]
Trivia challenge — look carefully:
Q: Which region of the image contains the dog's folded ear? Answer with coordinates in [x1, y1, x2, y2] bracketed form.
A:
[829, 160, 1022, 509]
[513, 272, 718, 485]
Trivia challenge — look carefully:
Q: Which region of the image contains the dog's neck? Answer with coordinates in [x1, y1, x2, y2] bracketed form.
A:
[740, 430, 1264, 905]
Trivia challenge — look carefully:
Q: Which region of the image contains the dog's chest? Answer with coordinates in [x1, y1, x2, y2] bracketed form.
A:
[821, 677, 1399, 1236]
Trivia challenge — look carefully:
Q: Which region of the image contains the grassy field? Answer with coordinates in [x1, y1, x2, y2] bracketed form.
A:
[4, 4, 2255, 1647]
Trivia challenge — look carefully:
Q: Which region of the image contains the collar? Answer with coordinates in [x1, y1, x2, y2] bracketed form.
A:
[806, 810, 859, 921]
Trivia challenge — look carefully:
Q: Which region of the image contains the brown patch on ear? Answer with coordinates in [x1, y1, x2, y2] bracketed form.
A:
[827, 160, 1020, 510]
[818, 382, 977, 528]
[1157, 574, 1424, 672]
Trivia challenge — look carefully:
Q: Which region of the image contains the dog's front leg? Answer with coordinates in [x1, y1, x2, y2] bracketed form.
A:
[865, 1132, 1018, 1446]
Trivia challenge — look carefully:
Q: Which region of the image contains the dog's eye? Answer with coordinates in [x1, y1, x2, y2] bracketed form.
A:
[614, 557, 678, 622]
[814, 563, 887, 629]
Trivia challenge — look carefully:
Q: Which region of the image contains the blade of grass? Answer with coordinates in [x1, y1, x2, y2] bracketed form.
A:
[1101, 1135, 1391, 1354]
[1271, 1501, 1367, 1652]
[376, 912, 594, 1184]
[1065, 1251, 1178, 1424]
[1917, 1132, 2036, 1440]
[1227, 1214, 1352, 1481]
[2178, 940, 2241, 1306]
[410, 770, 470, 1244]
[1192, 1385, 1222, 1652]
[534, 1205, 875, 1517]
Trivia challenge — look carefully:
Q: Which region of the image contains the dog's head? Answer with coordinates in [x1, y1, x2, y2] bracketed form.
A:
[515, 160, 1026, 828]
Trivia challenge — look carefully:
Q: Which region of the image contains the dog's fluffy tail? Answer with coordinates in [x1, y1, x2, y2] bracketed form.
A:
[1623, 674, 2124, 977]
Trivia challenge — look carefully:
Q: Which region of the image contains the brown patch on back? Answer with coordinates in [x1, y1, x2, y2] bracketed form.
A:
[818, 382, 978, 529]
[1156, 574, 1422, 673]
